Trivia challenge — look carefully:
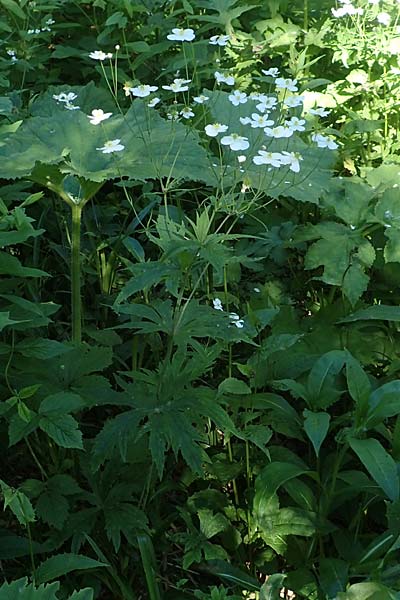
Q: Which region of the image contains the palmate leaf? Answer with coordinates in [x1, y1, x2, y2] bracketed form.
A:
[0, 84, 216, 186]
[205, 89, 335, 203]
[0, 578, 93, 600]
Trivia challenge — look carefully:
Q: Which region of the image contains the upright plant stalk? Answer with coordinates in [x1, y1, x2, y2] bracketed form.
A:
[71, 203, 83, 344]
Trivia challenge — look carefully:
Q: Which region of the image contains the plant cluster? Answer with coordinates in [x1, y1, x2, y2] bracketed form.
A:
[1, 0, 400, 599]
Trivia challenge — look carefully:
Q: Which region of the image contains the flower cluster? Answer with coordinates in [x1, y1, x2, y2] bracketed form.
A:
[212, 299, 245, 328]
[53, 91, 80, 111]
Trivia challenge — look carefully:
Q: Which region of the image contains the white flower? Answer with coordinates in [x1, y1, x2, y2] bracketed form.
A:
[167, 110, 180, 121]
[205, 123, 229, 137]
[285, 116, 306, 132]
[89, 50, 113, 60]
[193, 94, 209, 104]
[180, 107, 194, 119]
[229, 313, 244, 328]
[213, 298, 223, 311]
[96, 139, 125, 154]
[240, 117, 252, 125]
[87, 109, 112, 125]
[275, 77, 298, 92]
[280, 151, 302, 173]
[129, 84, 158, 97]
[214, 71, 235, 85]
[283, 95, 304, 108]
[209, 34, 230, 46]
[250, 113, 274, 128]
[53, 92, 78, 103]
[368, 0, 379, 3]
[377, 12, 391, 25]
[308, 107, 330, 117]
[254, 287, 260, 292]
[264, 125, 293, 138]
[228, 90, 248, 106]
[261, 67, 280, 77]
[253, 151, 284, 167]
[311, 133, 339, 149]
[65, 103, 80, 111]
[220, 134, 250, 151]
[148, 97, 160, 107]
[167, 28, 195, 42]
[332, 4, 363, 16]
[256, 97, 278, 112]
[162, 78, 191, 92]
[237, 155, 247, 163]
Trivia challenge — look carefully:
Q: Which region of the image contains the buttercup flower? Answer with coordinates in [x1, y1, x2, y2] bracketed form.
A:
[312, 133, 339, 149]
[213, 298, 223, 310]
[180, 107, 195, 119]
[209, 34, 230, 46]
[256, 96, 278, 112]
[308, 107, 331, 117]
[280, 151, 302, 173]
[220, 134, 250, 151]
[228, 90, 248, 106]
[96, 139, 125, 154]
[284, 95, 304, 108]
[250, 113, 274, 128]
[262, 67, 280, 77]
[89, 50, 113, 60]
[167, 28, 195, 41]
[285, 116, 306, 132]
[123, 82, 132, 96]
[87, 109, 112, 125]
[193, 94, 209, 104]
[275, 77, 298, 92]
[205, 123, 229, 137]
[214, 71, 235, 85]
[148, 97, 160, 107]
[253, 151, 284, 167]
[264, 125, 293, 138]
[162, 78, 191, 92]
[129, 84, 158, 97]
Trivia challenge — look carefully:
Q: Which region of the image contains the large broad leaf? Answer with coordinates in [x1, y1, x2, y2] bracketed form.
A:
[254, 462, 309, 520]
[319, 558, 348, 598]
[35, 553, 108, 585]
[336, 581, 399, 600]
[349, 438, 399, 502]
[206, 89, 335, 203]
[0, 84, 216, 186]
[39, 414, 83, 449]
[338, 304, 400, 323]
[307, 350, 347, 409]
[366, 381, 400, 428]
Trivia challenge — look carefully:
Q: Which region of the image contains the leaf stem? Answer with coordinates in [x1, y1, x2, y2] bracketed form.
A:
[71, 204, 83, 344]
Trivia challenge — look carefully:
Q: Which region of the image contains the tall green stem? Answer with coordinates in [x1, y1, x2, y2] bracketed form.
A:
[71, 204, 83, 344]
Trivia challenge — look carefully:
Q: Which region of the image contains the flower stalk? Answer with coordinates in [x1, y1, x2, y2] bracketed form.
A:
[71, 203, 82, 344]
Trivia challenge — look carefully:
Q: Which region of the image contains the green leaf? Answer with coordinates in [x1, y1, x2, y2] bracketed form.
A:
[346, 354, 371, 423]
[366, 381, 400, 428]
[218, 377, 251, 395]
[303, 410, 330, 457]
[36, 492, 69, 530]
[0, 311, 20, 332]
[39, 414, 83, 449]
[307, 350, 347, 409]
[39, 392, 85, 415]
[337, 581, 399, 600]
[0, 578, 60, 600]
[349, 438, 399, 502]
[0, 252, 49, 277]
[339, 304, 400, 323]
[342, 263, 369, 306]
[0, 0, 26, 19]
[35, 553, 108, 585]
[260, 574, 287, 600]
[254, 462, 309, 520]
[0, 480, 35, 526]
[319, 558, 348, 598]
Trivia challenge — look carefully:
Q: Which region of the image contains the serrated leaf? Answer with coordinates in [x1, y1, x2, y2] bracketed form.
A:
[349, 438, 399, 502]
[39, 414, 83, 449]
[35, 553, 108, 585]
[0, 578, 60, 600]
[342, 263, 369, 306]
[0, 480, 35, 526]
[36, 492, 69, 529]
[39, 392, 85, 415]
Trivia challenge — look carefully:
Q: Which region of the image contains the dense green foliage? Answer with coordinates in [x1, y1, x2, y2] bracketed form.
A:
[1, 0, 400, 598]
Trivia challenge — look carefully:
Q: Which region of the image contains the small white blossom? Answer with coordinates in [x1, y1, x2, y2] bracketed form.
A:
[229, 313, 245, 328]
[377, 12, 391, 25]
[46, 18, 55, 25]
[87, 109, 112, 125]
[129, 84, 158, 97]
[312, 133, 339, 149]
[220, 134, 250, 151]
[89, 50, 113, 60]
[240, 117, 252, 125]
[214, 71, 235, 85]
[148, 97, 160, 107]
[250, 113, 274, 128]
[167, 28, 195, 41]
[167, 110, 180, 121]
[180, 106, 194, 119]
[96, 139, 125, 154]
[65, 103, 80, 111]
[275, 77, 298, 92]
[261, 67, 279, 77]
[53, 92, 78, 103]
[205, 123, 229, 137]
[213, 298, 223, 311]
[254, 287, 261, 292]
[280, 151, 302, 173]
[256, 96, 278, 112]
[264, 125, 293, 138]
[162, 78, 191, 92]
[284, 95, 304, 108]
[285, 116, 306, 132]
[253, 151, 284, 167]
[308, 107, 331, 117]
[237, 155, 247, 163]
[228, 90, 248, 106]
[193, 94, 209, 104]
[209, 34, 230, 46]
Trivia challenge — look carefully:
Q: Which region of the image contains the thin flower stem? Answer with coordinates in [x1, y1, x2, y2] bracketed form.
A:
[71, 203, 82, 344]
